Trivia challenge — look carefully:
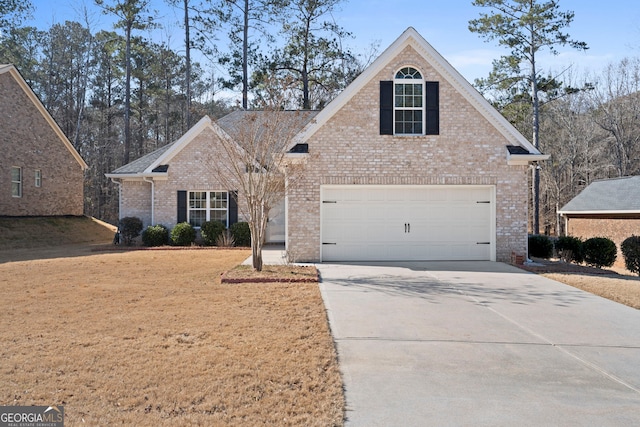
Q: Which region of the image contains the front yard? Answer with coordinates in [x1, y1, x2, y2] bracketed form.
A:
[0, 248, 344, 426]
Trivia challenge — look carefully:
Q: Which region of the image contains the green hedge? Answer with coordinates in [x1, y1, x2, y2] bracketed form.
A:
[171, 222, 196, 246]
[583, 237, 617, 268]
[528, 234, 553, 259]
[201, 220, 225, 246]
[142, 224, 169, 247]
[119, 216, 143, 245]
[555, 236, 584, 263]
[621, 235, 640, 276]
[230, 222, 251, 247]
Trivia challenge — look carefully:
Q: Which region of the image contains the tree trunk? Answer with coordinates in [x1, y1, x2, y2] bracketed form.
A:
[530, 31, 540, 235]
[184, 0, 191, 127]
[242, 0, 249, 110]
[124, 21, 132, 164]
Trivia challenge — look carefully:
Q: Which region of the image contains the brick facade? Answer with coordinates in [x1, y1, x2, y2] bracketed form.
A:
[118, 126, 247, 229]
[566, 216, 640, 268]
[287, 45, 530, 262]
[0, 68, 85, 217]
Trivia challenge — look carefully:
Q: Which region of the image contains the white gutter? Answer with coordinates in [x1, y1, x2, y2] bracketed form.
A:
[143, 177, 155, 225]
[109, 177, 123, 223]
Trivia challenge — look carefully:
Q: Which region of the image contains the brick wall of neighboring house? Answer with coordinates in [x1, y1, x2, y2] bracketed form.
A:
[118, 126, 248, 230]
[287, 45, 530, 262]
[0, 72, 85, 216]
[567, 217, 640, 268]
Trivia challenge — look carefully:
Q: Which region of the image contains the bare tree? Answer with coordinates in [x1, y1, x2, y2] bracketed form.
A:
[591, 57, 640, 177]
[207, 77, 312, 271]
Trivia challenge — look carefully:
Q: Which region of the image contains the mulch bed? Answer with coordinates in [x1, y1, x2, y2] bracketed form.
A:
[221, 265, 319, 284]
[516, 258, 621, 276]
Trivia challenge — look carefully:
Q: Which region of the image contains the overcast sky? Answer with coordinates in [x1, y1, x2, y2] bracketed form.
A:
[30, 0, 640, 84]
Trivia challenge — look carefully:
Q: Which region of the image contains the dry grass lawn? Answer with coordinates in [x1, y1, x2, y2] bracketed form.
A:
[542, 273, 640, 309]
[0, 219, 344, 426]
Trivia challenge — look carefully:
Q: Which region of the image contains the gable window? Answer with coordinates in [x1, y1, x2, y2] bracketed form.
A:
[394, 67, 424, 134]
[380, 69, 439, 136]
[11, 166, 22, 197]
[35, 170, 42, 188]
[188, 191, 228, 228]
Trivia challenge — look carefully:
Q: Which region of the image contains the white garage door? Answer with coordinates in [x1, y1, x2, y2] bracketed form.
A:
[321, 185, 495, 262]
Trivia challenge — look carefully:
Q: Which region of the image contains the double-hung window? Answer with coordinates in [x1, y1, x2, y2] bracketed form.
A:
[394, 67, 424, 135]
[11, 166, 22, 197]
[35, 170, 42, 188]
[188, 191, 228, 228]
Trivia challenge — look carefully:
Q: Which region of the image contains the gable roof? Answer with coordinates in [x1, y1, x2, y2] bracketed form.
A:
[0, 64, 88, 170]
[107, 110, 320, 178]
[291, 27, 548, 164]
[559, 176, 640, 214]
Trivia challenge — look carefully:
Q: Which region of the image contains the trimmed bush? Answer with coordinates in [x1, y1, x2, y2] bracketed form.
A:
[201, 220, 225, 246]
[555, 235, 584, 264]
[230, 221, 251, 247]
[528, 234, 553, 259]
[621, 235, 640, 276]
[171, 222, 196, 246]
[142, 224, 169, 247]
[583, 237, 617, 268]
[119, 216, 143, 245]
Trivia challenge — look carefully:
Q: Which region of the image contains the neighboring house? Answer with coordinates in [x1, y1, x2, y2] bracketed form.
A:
[0, 64, 88, 217]
[105, 111, 318, 242]
[108, 27, 547, 261]
[559, 176, 640, 265]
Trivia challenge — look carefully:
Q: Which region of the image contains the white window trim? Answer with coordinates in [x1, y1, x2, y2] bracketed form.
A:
[35, 170, 42, 188]
[187, 191, 229, 228]
[11, 166, 22, 198]
[394, 66, 425, 136]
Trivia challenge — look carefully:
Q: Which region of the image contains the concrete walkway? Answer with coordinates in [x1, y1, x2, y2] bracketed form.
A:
[317, 261, 640, 426]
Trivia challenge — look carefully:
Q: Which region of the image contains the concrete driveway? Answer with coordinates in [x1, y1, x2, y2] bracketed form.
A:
[317, 261, 640, 426]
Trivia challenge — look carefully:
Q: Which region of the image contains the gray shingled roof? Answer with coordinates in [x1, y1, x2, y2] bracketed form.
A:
[110, 141, 176, 174]
[217, 110, 319, 141]
[559, 176, 640, 213]
[110, 110, 319, 175]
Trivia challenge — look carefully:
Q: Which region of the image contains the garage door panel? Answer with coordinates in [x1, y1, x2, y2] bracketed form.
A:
[321, 186, 494, 261]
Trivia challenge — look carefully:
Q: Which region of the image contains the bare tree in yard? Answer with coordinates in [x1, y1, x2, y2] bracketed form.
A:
[208, 78, 312, 271]
[590, 58, 640, 177]
[469, 0, 588, 235]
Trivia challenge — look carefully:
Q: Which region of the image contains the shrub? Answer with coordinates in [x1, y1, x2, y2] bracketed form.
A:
[142, 224, 169, 247]
[621, 235, 640, 276]
[528, 234, 553, 259]
[583, 237, 617, 268]
[216, 229, 236, 247]
[230, 221, 251, 247]
[555, 236, 584, 264]
[171, 222, 196, 246]
[119, 216, 143, 245]
[201, 220, 225, 246]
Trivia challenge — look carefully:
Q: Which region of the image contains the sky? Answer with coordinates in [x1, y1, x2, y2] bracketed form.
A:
[29, 0, 640, 85]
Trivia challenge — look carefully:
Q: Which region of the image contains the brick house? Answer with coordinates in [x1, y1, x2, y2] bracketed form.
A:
[108, 28, 547, 261]
[0, 64, 88, 216]
[559, 176, 640, 266]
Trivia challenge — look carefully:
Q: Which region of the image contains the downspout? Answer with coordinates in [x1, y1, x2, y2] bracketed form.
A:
[143, 176, 155, 225]
[109, 178, 123, 222]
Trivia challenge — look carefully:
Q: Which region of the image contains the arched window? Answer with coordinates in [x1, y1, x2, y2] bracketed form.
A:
[394, 67, 424, 134]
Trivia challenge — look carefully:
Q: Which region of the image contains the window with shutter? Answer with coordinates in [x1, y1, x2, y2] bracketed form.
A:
[379, 67, 439, 136]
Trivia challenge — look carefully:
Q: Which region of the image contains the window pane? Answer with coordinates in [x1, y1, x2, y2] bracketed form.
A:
[189, 210, 206, 227]
[211, 210, 227, 228]
[11, 167, 20, 182]
[189, 191, 206, 209]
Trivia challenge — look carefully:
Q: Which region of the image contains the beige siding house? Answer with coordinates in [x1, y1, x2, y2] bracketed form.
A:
[0, 64, 88, 217]
[108, 28, 546, 261]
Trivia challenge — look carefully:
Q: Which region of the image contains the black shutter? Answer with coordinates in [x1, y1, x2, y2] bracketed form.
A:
[177, 191, 187, 223]
[228, 191, 238, 227]
[425, 81, 439, 135]
[380, 81, 394, 135]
